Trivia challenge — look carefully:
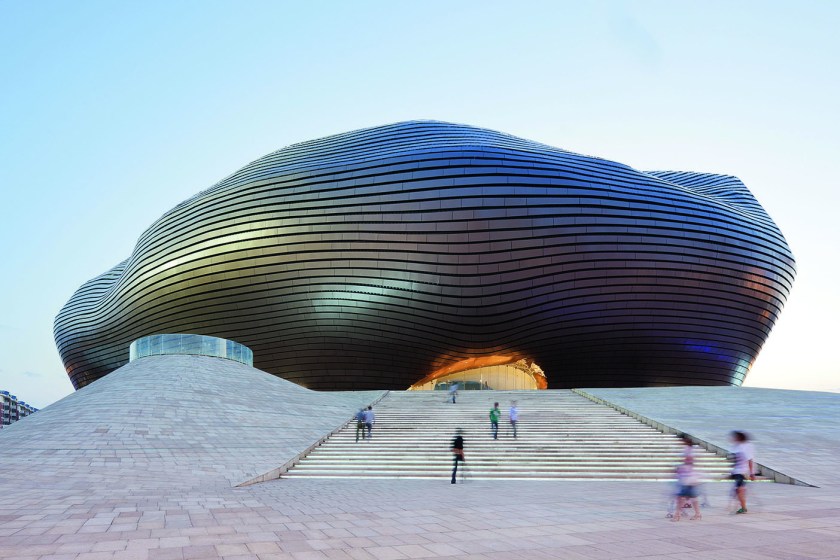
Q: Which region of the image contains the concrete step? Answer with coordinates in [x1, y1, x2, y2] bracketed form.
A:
[293, 462, 731, 472]
[314, 443, 693, 450]
[297, 456, 728, 463]
[286, 471, 731, 480]
[304, 453, 725, 461]
[288, 461, 726, 474]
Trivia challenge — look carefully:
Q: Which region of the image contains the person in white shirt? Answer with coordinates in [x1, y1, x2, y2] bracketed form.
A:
[672, 434, 701, 521]
[673, 457, 702, 521]
[678, 434, 711, 508]
[730, 431, 755, 514]
[509, 402, 519, 439]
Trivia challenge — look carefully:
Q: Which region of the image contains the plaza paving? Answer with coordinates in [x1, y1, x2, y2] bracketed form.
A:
[3, 478, 840, 559]
[2, 356, 840, 559]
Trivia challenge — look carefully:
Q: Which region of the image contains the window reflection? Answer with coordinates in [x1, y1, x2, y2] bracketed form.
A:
[128, 333, 253, 366]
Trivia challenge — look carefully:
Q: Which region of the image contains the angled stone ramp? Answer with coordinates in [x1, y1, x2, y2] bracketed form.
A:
[0, 355, 383, 491]
[284, 389, 733, 480]
[579, 387, 833, 487]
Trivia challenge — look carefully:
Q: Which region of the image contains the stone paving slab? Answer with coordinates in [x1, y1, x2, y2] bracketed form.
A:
[583, 387, 840, 487]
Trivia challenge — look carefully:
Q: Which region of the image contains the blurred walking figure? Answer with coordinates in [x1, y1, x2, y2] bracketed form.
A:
[354, 408, 366, 442]
[489, 402, 500, 439]
[451, 428, 465, 484]
[509, 401, 519, 439]
[668, 434, 703, 517]
[448, 382, 459, 404]
[673, 457, 702, 521]
[678, 434, 709, 507]
[730, 431, 755, 514]
[363, 406, 375, 440]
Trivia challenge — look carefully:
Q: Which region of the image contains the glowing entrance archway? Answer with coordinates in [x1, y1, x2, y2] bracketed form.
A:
[408, 356, 547, 391]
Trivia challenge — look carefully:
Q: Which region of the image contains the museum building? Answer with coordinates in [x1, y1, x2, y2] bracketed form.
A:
[54, 121, 795, 391]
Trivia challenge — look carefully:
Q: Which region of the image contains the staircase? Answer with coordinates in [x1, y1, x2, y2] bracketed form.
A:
[283, 390, 733, 480]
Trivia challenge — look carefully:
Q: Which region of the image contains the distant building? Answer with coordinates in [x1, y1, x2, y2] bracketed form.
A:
[0, 391, 38, 428]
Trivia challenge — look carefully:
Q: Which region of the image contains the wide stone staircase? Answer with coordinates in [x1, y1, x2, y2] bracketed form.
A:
[283, 390, 733, 480]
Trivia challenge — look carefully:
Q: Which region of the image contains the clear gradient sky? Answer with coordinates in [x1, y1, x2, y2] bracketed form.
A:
[1, 1, 838, 408]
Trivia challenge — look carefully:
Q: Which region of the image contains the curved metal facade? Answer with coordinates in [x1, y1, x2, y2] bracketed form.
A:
[55, 121, 795, 390]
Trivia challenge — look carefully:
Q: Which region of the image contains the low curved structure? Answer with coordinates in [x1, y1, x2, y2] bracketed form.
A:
[55, 121, 795, 390]
[129, 333, 253, 366]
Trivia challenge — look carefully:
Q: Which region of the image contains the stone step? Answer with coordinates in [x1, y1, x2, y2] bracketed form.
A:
[314, 443, 694, 449]
[307, 448, 722, 455]
[298, 453, 727, 461]
[299, 456, 729, 472]
[338, 435, 673, 440]
[305, 456, 726, 464]
[341, 424, 662, 428]
[288, 463, 726, 476]
[285, 471, 731, 480]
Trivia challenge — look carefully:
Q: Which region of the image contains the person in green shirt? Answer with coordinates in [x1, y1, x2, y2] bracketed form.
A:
[489, 402, 500, 439]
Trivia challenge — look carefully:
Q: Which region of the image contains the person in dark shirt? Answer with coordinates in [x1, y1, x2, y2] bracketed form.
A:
[451, 429, 465, 484]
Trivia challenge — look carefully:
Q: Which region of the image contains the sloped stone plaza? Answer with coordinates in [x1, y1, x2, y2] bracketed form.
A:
[2, 356, 840, 559]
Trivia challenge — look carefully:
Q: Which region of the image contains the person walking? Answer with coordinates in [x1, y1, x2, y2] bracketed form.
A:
[730, 431, 755, 514]
[448, 382, 459, 404]
[489, 402, 500, 439]
[509, 401, 519, 439]
[672, 455, 702, 521]
[354, 408, 366, 442]
[677, 433, 710, 508]
[451, 428, 465, 484]
[363, 406, 376, 440]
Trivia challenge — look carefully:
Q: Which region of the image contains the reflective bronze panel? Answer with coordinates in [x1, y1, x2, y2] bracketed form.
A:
[54, 121, 796, 390]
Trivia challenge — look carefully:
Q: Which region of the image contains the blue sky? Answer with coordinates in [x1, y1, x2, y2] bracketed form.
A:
[1, 1, 837, 408]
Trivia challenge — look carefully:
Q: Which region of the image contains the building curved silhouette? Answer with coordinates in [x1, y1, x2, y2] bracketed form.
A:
[54, 121, 795, 390]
